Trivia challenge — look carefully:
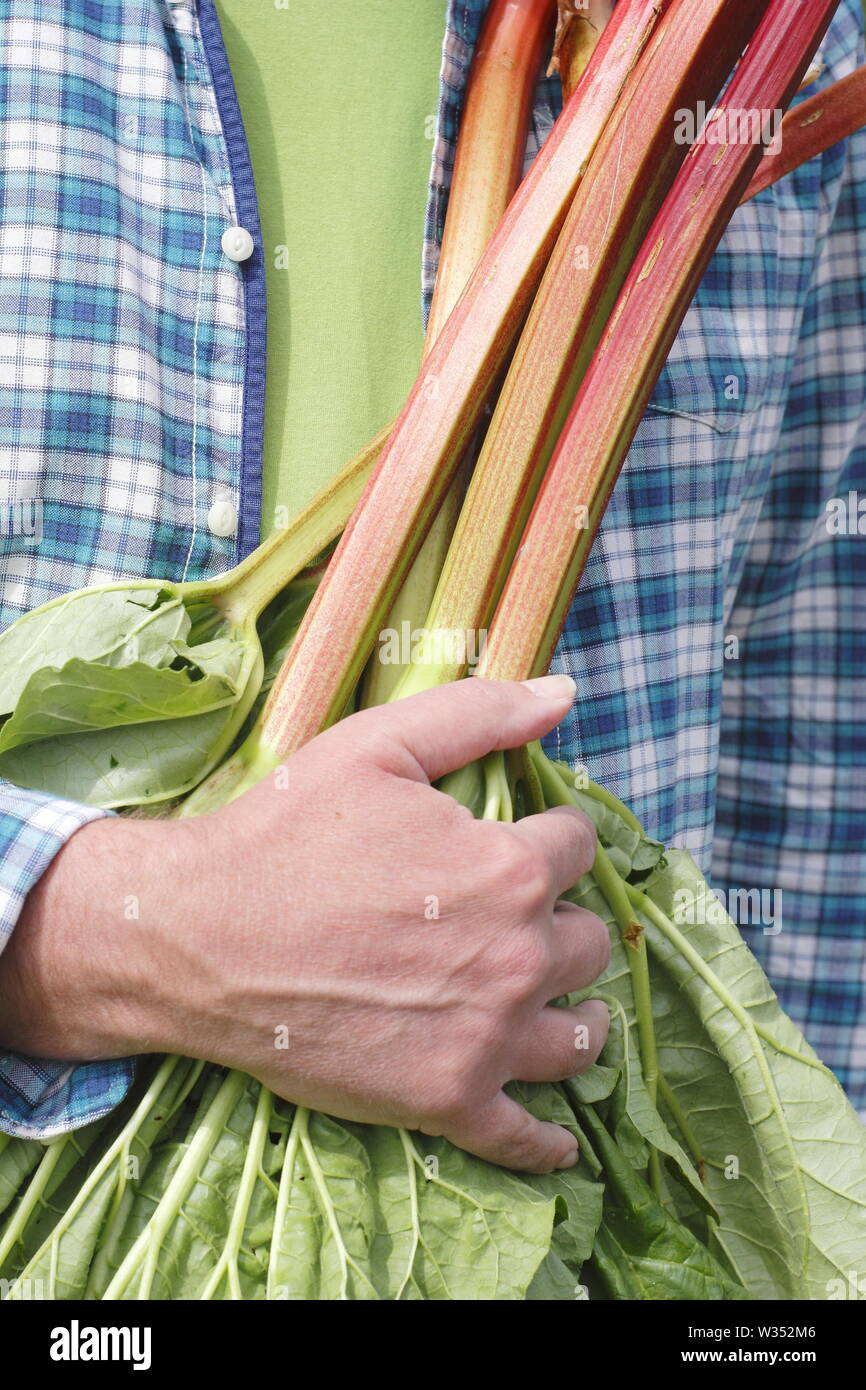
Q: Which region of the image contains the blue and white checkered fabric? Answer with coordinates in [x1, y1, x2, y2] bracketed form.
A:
[0, 0, 863, 1136]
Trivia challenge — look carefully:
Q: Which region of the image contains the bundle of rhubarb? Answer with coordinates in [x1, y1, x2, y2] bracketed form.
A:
[1, 0, 865, 1300]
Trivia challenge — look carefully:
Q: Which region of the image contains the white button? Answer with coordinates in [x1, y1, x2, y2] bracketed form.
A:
[207, 496, 238, 538]
[220, 226, 254, 262]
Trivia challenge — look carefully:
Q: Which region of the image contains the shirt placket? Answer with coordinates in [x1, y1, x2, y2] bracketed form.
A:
[162, 0, 267, 563]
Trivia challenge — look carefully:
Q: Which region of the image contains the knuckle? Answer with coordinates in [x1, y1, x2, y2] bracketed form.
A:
[440, 679, 515, 758]
[345, 724, 393, 774]
[498, 836, 550, 916]
[571, 1029, 606, 1075]
[420, 1014, 506, 1124]
[465, 675, 514, 725]
[570, 1005, 609, 1073]
[559, 908, 612, 993]
[421, 1069, 475, 1127]
[498, 929, 551, 1001]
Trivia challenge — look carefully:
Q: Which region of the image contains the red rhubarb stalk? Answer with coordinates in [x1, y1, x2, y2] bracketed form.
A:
[477, 0, 841, 685]
[394, 0, 773, 699]
[741, 64, 866, 203]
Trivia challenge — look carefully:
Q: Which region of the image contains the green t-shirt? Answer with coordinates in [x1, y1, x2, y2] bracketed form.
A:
[214, 1, 445, 540]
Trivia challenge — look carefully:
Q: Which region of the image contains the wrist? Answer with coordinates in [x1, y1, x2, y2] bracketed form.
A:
[0, 813, 202, 1061]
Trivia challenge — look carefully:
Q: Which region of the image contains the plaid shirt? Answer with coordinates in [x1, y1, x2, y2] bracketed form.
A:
[0, 0, 863, 1138]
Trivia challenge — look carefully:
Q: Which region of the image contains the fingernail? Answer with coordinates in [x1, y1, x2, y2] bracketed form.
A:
[556, 1142, 579, 1169]
[522, 674, 577, 702]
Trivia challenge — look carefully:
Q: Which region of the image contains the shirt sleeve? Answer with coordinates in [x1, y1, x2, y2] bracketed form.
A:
[0, 781, 135, 1139]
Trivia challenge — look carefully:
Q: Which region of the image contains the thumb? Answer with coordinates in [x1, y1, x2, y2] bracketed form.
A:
[352, 674, 577, 784]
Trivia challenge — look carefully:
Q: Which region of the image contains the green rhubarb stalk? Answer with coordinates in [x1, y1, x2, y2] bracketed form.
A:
[394, 0, 773, 700]
[547, 755, 646, 835]
[181, 0, 672, 811]
[475, 0, 841, 687]
[741, 64, 866, 204]
[591, 842, 664, 1200]
[525, 745, 664, 1197]
[214, 425, 387, 622]
[362, 0, 555, 708]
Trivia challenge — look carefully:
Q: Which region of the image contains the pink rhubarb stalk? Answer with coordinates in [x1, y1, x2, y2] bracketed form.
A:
[476, 0, 841, 686]
[425, 0, 556, 348]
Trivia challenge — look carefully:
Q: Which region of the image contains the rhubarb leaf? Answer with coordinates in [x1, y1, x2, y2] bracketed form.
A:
[0, 585, 188, 711]
[0, 648, 247, 754]
[0, 705, 244, 808]
[548, 769, 664, 877]
[0, 633, 261, 807]
[640, 850, 866, 1300]
[576, 1102, 748, 1301]
[2, 1066, 594, 1301]
[265, 1110, 565, 1301]
[561, 791, 866, 1299]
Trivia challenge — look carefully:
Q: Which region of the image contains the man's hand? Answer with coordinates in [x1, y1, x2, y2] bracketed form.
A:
[0, 676, 610, 1172]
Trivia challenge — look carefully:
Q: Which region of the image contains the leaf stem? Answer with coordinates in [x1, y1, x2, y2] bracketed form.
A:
[655, 1073, 704, 1177]
[103, 1068, 247, 1300]
[199, 1084, 273, 1300]
[591, 844, 662, 1200]
[295, 1108, 379, 1301]
[266, 1105, 303, 1300]
[0, 1136, 68, 1269]
[509, 743, 547, 817]
[207, 428, 387, 625]
[396, 1129, 422, 1301]
[577, 779, 646, 835]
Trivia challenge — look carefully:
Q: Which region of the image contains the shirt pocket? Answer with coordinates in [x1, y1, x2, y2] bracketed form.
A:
[644, 200, 781, 433]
